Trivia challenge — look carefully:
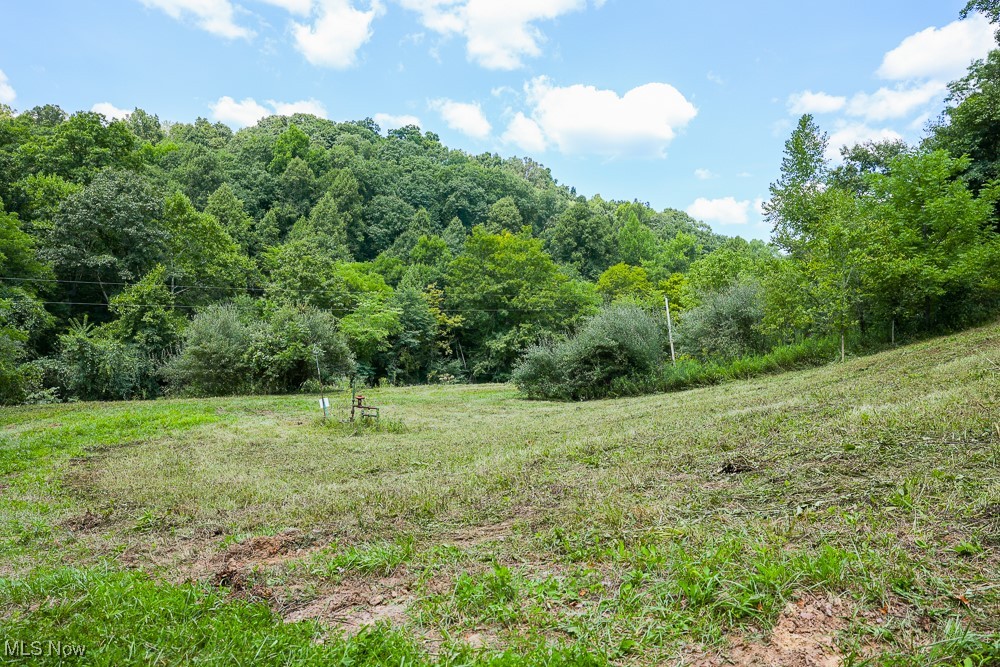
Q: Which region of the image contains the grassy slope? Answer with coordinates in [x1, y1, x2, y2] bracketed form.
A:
[1, 323, 999, 665]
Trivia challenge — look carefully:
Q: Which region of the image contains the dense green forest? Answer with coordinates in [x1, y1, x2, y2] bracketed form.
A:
[2, 11, 1000, 404]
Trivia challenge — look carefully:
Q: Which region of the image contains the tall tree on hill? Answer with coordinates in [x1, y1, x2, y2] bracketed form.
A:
[205, 183, 254, 253]
[926, 50, 1000, 211]
[548, 200, 615, 280]
[617, 210, 659, 266]
[859, 151, 1000, 331]
[286, 190, 352, 261]
[485, 196, 523, 233]
[45, 170, 165, 305]
[160, 192, 253, 304]
[765, 114, 829, 255]
[447, 227, 598, 379]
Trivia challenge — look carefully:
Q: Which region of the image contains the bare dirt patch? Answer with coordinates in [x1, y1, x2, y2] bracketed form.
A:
[63, 510, 107, 532]
[695, 594, 848, 667]
[446, 519, 517, 547]
[283, 574, 414, 633]
[204, 529, 318, 584]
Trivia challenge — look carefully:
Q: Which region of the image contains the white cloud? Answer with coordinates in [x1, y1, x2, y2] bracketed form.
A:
[291, 0, 383, 68]
[398, 0, 598, 70]
[694, 168, 714, 180]
[0, 70, 15, 105]
[826, 122, 904, 161]
[211, 97, 271, 127]
[91, 102, 131, 120]
[256, 0, 314, 14]
[502, 112, 547, 153]
[375, 112, 422, 129]
[909, 112, 932, 132]
[523, 77, 697, 158]
[687, 197, 752, 225]
[787, 90, 846, 115]
[269, 98, 328, 117]
[845, 81, 947, 121]
[210, 96, 328, 127]
[430, 99, 491, 139]
[878, 14, 995, 82]
[138, 0, 252, 39]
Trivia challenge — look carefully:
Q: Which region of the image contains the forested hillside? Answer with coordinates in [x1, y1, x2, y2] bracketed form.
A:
[0, 106, 736, 402]
[2, 7, 1000, 404]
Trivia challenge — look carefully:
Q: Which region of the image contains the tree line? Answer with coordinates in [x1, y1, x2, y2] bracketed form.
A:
[2, 4, 999, 403]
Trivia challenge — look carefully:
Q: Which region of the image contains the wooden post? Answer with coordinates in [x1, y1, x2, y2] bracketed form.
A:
[313, 347, 327, 423]
[664, 297, 676, 366]
[891, 319, 896, 346]
[840, 330, 845, 362]
[349, 375, 357, 423]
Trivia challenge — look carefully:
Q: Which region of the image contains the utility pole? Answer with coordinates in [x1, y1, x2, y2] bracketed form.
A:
[664, 297, 676, 366]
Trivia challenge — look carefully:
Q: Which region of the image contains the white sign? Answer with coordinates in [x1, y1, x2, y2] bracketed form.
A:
[319, 398, 330, 409]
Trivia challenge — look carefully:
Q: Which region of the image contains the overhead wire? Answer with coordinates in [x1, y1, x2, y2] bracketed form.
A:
[0, 275, 591, 314]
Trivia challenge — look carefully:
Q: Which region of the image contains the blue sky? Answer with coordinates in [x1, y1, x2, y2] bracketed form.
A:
[0, 0, 995, 240]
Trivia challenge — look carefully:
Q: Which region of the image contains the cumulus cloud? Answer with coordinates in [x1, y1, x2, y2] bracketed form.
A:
[291, 0, 383, 68]
[269, 99, 328, 116]
[430, 99, 492, 139]
[787, 90, 846, 115]
[845, 81, 947, 122]
[375, 112, 423, 129]
[397, 0, 599, 70]
[0, 69, 15, 105]
[522, 77, 697, 158]
[138, 0, 252, 39]
[91, 102, 131, 120]
[687, 197, 752, 225]
[786, 15, 992, 146]
[826, 122, 904, 161]
[210, 96, 328, 127]
[502, 112, 547, 153]
[878, 14, 995, 82]
[694, 168, 715, 180]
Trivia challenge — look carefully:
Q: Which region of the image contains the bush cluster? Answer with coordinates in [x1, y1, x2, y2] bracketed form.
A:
[164, 304, 354, 397]
[676, 280, 767, 361]
[515, 303, 839, 401]
[513, 305, 665, 400]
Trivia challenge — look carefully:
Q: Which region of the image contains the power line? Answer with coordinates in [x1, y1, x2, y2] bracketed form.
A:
[3, 299, 588, 314]
[0, 275, 591, 313]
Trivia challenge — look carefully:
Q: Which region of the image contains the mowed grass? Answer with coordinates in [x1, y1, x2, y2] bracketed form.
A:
[1, 324, 999, 665]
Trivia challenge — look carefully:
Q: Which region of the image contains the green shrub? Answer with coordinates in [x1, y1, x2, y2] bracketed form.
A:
[163, 304, 251, 396]
[517, 321, 838, 402]
[0, 329, 31, 405]
[514, 305, 664, 400]
[57, 318, 159, 401]
[561, 304, 663, 400]
[245, 305, 354, 394]
[165, 303, 354, 397]
[678, 280, 767, 361]
[511, 342, 568, 400]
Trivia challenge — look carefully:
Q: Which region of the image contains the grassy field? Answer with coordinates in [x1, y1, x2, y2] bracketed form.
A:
[1, 323, 999, 666]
